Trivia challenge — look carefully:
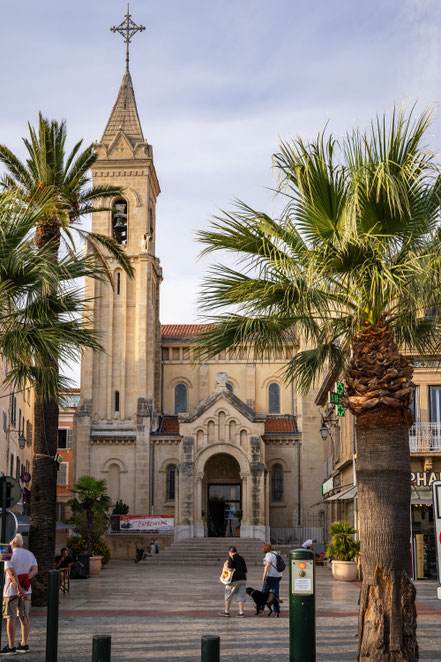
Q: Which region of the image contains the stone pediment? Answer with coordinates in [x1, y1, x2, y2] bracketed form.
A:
[179, 378, 266, 426]
[107, 130, 136, 159]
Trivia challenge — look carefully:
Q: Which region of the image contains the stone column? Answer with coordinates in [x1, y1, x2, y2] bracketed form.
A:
[73, 400, 92, 481]
[135, 398, 152, 514]
[240, 436, 269, 541]
[240, 472, 250, 526]
[175, 436, 195, 541]
[194, 472, 204, 538]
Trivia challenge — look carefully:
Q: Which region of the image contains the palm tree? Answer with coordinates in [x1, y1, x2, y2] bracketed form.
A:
[0, 191, 106, 604]
[0, 114, 133, 604]
[194, 107, 441, 660]
[67, 476, 111, 556]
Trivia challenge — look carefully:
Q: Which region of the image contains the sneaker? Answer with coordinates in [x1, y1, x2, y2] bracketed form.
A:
[0, 646, 16, 654]
[218, 611, 230, 617]
[16, 644, 29, 654]
[237, 612, 245, 617]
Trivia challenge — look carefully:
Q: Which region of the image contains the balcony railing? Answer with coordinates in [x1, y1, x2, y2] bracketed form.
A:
[409, 422, 441, 452]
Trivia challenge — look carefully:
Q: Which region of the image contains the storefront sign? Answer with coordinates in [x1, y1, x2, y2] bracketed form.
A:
[431, 481, 441, 593]
[322, 477, 334, 495]
[119, 515, 174, 532]
[412, 472, 441, 487]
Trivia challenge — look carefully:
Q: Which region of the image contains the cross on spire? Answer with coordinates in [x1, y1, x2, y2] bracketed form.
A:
[110, 4, 146, 72]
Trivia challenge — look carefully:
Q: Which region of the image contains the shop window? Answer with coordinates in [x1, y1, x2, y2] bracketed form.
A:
[112, 199, 128, 245]
[174, 383, 187, 414]
[167, 465, 176, 501]
[268, 383, 280, 414]
[271, 464, 283, 502]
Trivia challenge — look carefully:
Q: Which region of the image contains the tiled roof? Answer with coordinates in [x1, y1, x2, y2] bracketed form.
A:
[264, 415, 298, 434]
[154, 416, 180, 435]
[161, 324, 209, 341]
[153, 414, 298, 436]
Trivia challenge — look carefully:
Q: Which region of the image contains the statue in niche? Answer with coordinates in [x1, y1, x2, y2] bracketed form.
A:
[141, 232, 152, 253]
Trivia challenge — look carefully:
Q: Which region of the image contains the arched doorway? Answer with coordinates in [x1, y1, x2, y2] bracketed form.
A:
[204, 453, 241, 537]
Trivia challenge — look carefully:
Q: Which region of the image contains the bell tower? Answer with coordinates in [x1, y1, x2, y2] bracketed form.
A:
[75, 8, 161, 513]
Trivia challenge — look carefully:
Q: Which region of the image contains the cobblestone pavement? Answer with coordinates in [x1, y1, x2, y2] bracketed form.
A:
[1, 560, 440, 660]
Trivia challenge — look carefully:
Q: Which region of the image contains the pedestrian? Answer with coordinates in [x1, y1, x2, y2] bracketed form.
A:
[301, 538, 317, 550]
[219, 545, 247, 617]
[2, 533, 38, 655]
[261, 543, 282, 615]
[153, 538, 160, 554]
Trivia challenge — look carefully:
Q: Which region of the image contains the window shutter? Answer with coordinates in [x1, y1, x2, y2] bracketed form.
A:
[57, 463, 68, 486]
[66, 429, 73, 448]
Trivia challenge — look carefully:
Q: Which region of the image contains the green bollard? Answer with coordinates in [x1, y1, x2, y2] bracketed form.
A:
[201, 635, 220, 662]
[289, 548, 316, 662]
[46, 570, 59, 662]
[92, 635, 111, 662]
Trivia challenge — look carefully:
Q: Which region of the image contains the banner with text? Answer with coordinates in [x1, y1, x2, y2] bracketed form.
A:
[119, 515, 174, 532]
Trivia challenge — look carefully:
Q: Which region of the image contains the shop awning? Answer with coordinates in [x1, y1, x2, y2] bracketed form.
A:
[325, 485, 357, 502]
[411, 486, 433, 505]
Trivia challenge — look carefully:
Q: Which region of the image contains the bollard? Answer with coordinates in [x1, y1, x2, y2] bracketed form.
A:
[289, 548, 316, 662]
[92, 635, 111, 662]
[45, 570, 59, 662]
[201, 635, 220, 662]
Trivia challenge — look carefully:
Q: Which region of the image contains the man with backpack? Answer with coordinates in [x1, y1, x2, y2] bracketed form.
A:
[261, 543, 285, 615]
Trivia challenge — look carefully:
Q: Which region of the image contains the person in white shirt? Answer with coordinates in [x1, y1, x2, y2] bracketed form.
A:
[2, 534, 38, 655]
[301, 538, 317, 549]
[261, 543, 282, 614]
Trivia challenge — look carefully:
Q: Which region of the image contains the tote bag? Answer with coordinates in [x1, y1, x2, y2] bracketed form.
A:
[219, 560, 234, 585]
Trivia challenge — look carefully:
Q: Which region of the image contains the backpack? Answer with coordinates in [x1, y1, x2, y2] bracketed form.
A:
[271, 552, 286, 573]
[70, 561, 87, 579]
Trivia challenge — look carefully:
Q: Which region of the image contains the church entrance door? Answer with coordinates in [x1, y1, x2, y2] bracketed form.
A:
[208, 484, 241, 537]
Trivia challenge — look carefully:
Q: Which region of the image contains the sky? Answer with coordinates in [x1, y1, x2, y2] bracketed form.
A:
[2, 0, 441, 384]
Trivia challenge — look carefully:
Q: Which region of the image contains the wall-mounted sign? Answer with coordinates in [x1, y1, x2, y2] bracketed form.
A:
[330, 382, 345, 417]
[119, 515, 174, 532]
[412, 472, 441, 487]
[321, 477, 334, 495]
[20, 473, 31, 484]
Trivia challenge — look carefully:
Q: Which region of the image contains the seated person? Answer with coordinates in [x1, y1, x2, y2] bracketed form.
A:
[55, 547, 71, 570]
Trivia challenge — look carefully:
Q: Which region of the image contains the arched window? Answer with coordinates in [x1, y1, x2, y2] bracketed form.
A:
[112, 199, 128, 245]
[116, 272, 121, 295]
[167, 465, 176, 501]
[174, 383, 187, 414]
[108, 463, 121, 503]
[272, 464, 283, 502]
[114, 390, 120, 412]
[268, 382, 280, 414]
[226, 383, 234, 394]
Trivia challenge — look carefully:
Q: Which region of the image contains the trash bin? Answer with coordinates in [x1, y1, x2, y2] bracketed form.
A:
[78, 553, 90, 576]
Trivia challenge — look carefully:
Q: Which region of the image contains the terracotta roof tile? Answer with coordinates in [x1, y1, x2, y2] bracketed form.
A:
[161, 324, 209, 341]
[264, 415, 298, 434]
[155, 416, 180, 435]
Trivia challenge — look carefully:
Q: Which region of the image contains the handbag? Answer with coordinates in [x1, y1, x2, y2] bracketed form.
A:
[219, 560, 234, 585]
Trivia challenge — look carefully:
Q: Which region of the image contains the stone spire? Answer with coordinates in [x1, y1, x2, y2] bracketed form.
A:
[101, 70, 144, 147]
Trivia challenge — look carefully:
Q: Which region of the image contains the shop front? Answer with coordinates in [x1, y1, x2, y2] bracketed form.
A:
[410, 471, 440, 580]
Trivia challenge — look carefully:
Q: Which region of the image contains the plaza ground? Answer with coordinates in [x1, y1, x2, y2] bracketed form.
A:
[4, 560, 441, 660]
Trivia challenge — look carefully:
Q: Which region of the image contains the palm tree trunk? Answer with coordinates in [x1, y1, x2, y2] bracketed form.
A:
[356, 411, 418, 661]
[29, 385, 59, 606]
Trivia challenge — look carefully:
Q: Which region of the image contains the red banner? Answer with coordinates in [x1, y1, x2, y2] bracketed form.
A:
[119, 515, 174, 532]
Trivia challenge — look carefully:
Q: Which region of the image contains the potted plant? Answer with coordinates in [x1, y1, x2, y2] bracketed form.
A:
[67, 476, 111, 576]
[326, 521, 360, 582]
[235, 509, 243, 537]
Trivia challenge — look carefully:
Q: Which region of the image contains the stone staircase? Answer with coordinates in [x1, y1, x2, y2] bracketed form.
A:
[146, 537, 271, 566]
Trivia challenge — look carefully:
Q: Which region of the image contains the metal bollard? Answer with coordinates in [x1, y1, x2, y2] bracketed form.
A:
[289, 548, 316, 662]
[201, 635, 220, 662]
[92, 635, 111, 662]
[45, 570, 59, 662]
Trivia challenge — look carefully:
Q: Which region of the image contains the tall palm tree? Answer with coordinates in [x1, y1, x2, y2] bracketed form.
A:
[194, 107, 441, 660]
[0, 190, 106, 603]
[0, 114, 133, 604]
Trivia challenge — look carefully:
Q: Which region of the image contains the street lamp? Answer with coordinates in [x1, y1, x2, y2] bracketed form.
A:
[18, 433, 26, 450]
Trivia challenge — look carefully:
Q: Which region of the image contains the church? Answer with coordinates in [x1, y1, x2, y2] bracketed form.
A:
[73, 24, 324, 542]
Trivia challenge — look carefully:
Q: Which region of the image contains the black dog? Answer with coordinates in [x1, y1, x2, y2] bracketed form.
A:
[246, 587, 282, 617]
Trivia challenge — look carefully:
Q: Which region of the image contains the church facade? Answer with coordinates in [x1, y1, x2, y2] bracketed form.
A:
[74, 65, 324, 541]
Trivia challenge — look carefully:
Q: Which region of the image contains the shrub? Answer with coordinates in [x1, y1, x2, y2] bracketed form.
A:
[112, 500, 129, 515]
[66, 535, 111, 566]
[326, 521, 360, 561]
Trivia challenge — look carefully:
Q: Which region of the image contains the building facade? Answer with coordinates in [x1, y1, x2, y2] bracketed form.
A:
[74, 66, 324, 542]
[317, 362, 441, 579]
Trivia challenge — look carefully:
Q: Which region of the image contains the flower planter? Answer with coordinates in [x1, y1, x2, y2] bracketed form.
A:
[331, 559, 358, 582]
[89, 555, 103, 576]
